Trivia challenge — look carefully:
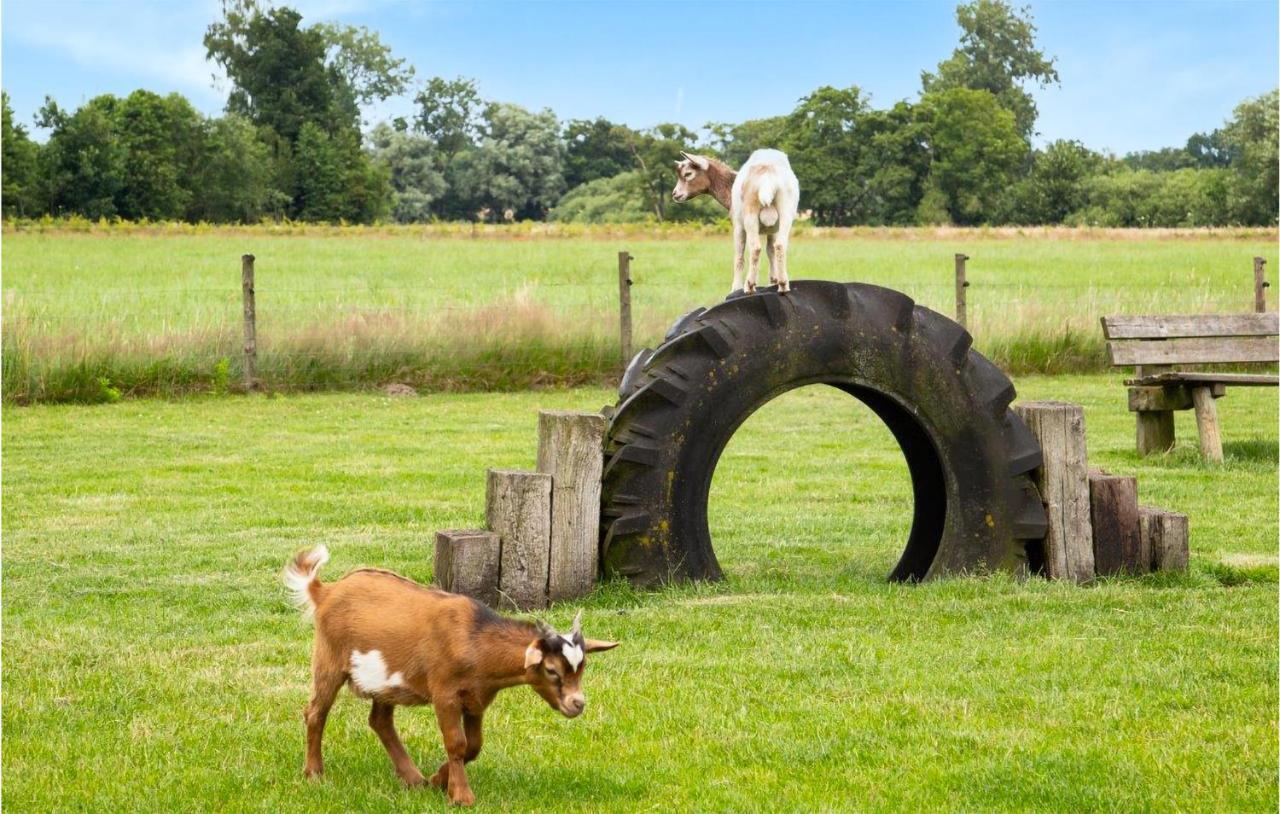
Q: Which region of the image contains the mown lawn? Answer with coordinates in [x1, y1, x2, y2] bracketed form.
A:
[3, 374, 1276, 812]
[4, 227, 1276, 401]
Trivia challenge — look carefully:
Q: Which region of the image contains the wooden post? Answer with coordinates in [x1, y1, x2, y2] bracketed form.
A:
[954, 252, 970, 328]
[1254, 256, 1268, 313]
[1012, 402, 1095, 583]
[618, 251, 634, 365]
[537, 410, 607, 601]
[434, 530, 501, 606]
[1140, 508, 1189, 572]
[1089, 472, 1143, 576]
[1191, 386, 1224, 463]
[1135, 411, 1175, 455]
[241, 254, 258, 391]
[486, 469, 553, 610]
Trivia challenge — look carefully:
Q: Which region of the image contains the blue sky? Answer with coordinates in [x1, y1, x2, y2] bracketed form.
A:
[3, 0, 1276, 154]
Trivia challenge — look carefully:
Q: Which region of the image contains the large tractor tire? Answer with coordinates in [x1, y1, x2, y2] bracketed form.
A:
[600, 280, 1047, 586]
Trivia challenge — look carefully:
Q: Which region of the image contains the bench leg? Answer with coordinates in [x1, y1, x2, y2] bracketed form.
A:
[1191, 386, 1224, 463]
[1135, 410, 1174, 455]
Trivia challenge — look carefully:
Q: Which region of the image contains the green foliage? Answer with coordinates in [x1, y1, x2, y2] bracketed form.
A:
[414, 76, 481, 161]
[189, 115, 282, 223]
[1220, 89, 1279, 225]
[563, 117, 636, 188]
[920, 87, 1028, 225]
[113, 91, 203, 221]
[463, 103, 567, 221]
[292, 123, 387, 223]
[999, 139, 1103, 224]
[1070, 167, 1233, 227]
[211, 357, 231, 395]
[705, 116, 788, 167]
[921, 0, 1059, 138]
[37, 96, 127, 219]
[368, 123, 445, 222]
[313, 21, 414, 116]
[550, 171, 720, 224]
[1, 92, 40, 217]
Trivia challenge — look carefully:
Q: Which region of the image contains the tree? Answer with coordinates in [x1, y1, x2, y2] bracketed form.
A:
[626, 122, 703, 222]
[704, 115, 788, 168]
[190, 114, 281, 222]
[314, 21, 414, 123]
[1220, 89, 1278, 225]
[920, 87, 1028, 225]
[292, 123, 387, 223]
[114, 90, 205, 220]
[2, 92, 40, 217]
[414, 76, 482, 162]
[563, 117, 635, 189]
[369, 122, 446, 222]
[462, 103, 566, 221]
[1000, 139, 1102, 223]
[205, 4, 347, 142]
[37, 96, 127, 219]
[922, 0, 1058, 138]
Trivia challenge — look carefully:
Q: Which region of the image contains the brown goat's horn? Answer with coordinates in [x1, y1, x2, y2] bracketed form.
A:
[570, 609, 583, 637]
[534, 619, 556, 638]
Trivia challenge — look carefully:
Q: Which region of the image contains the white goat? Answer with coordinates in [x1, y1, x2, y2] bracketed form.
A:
[672, 148, 800, 294]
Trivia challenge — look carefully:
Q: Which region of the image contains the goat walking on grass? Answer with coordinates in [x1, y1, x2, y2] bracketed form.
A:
[672, 148, 800, 294]
[284, 546, 618, 807]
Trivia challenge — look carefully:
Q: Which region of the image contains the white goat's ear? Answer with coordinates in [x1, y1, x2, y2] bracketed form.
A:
[583, 638, 619, 653]
[524, 641, 544, 668]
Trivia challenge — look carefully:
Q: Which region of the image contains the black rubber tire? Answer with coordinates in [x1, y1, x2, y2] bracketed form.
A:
[600, 280, 1048, 587]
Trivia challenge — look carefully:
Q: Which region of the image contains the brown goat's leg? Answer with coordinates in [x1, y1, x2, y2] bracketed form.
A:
[429, 710, 484, 789]
[433, 701, 475, 806]
[303, 666, 344, 779]
[369, 702, 426, 787]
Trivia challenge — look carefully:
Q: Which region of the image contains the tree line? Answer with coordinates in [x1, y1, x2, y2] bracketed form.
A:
[2, 0, 1276, 227]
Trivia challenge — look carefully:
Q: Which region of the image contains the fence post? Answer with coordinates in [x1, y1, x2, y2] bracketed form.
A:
[241, 254, 258, 391]
[618, 251, 634, 365]
[954, 252, 970, 328]
[1254, 256, 1268, 313]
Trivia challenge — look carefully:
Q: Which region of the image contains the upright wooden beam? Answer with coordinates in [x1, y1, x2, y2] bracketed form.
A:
[1191, 386, 1224, 463]
[486, 469, 553, 610]
[1254, 256, 1268, 313]
[1013, 402, 1095, 582]
[1089, 472, 1143, 576]
[241, 254, 258, 391]
[434, 529, 501, 606]
[537, 410, 606, 601]
[618, 251, 634, 366]
[1140, 508, 1189, 572]
[1135, 410, 1175, 456]
[954, 252, 969, 328]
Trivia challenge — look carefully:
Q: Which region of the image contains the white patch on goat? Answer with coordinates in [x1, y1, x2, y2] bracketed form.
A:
[561, 638, 584, 671]
[350, 649, 404, 694]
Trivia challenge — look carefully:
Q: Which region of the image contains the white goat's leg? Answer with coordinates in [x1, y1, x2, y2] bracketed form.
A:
[744, 225, 763, 294]
[766, 234, 777, 285]
[732, 225, 746, 293]
[775, 214, 794, 294]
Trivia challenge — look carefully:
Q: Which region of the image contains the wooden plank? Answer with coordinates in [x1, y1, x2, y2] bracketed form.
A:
[1106, 336, 1278, 366]
[487, 469, 553, 610]
[434, 529, 501, 606]
[537, 411, 607, 601]
[1101, 312, 1278, 339]
[1012, 402, 1095, 583]
[1127, 384, 1226, 412]
[1191, 386, 1224, 463]
[1089, 473, 1143, 576]
[1127, 372, 1278, 387]
[1140, 508, 1189, 572]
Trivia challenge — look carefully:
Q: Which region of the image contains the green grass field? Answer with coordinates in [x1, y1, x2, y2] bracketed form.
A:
[4, 375, 1276, 812]
[4, 225, 1276, 402]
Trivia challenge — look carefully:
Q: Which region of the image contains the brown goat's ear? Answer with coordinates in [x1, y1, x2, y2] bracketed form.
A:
[680, 151, 709, 171]
[582, 639, 619, 653]
[524, 641, 544, 668]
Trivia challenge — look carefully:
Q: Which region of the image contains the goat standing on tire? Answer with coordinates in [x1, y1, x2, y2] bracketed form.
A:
[283, 546, 619, 807]
[672, 148, 800, 294]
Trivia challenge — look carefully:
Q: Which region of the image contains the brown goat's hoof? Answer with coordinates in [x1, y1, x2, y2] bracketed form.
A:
[302, 767, 323, 782]
[449, 789, 476, 807]
[402, 771, 428, 788]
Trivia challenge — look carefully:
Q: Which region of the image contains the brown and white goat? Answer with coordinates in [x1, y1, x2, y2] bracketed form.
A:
[673, 148, 800, 294]
[283, 546, 618, 807]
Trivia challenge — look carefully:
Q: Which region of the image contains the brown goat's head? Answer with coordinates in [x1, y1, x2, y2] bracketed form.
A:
[523, 611, 618, 718]
[672, 151, 713, 203]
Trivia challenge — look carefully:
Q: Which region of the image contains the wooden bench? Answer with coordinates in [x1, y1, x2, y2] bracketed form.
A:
[1101, 313, 1279, 462]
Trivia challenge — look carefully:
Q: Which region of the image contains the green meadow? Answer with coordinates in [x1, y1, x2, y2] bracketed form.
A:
[3, 376, 1276, 812]
[3, 225, 1276, 402]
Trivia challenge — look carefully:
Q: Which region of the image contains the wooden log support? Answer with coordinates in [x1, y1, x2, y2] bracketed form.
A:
[1191, 386, 1224, 463]
[486, 469, 553, 610]
[1140, 508, 1190, 572]
[537, 410, 607, 601]
[1135, 410, 1175, 456]
[1254, 256, 1268, 313]
[434, 529, 501, 607]
[1013, 402, 1095, 582]
[1088, 472, 1144, 576]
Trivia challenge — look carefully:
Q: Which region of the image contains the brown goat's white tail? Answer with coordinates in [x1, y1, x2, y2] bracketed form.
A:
[283, 545, 330, 618]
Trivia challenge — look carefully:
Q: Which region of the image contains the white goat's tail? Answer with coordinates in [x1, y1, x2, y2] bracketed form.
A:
[283, 545, 330, 618]
[757, 173, 779, 227]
